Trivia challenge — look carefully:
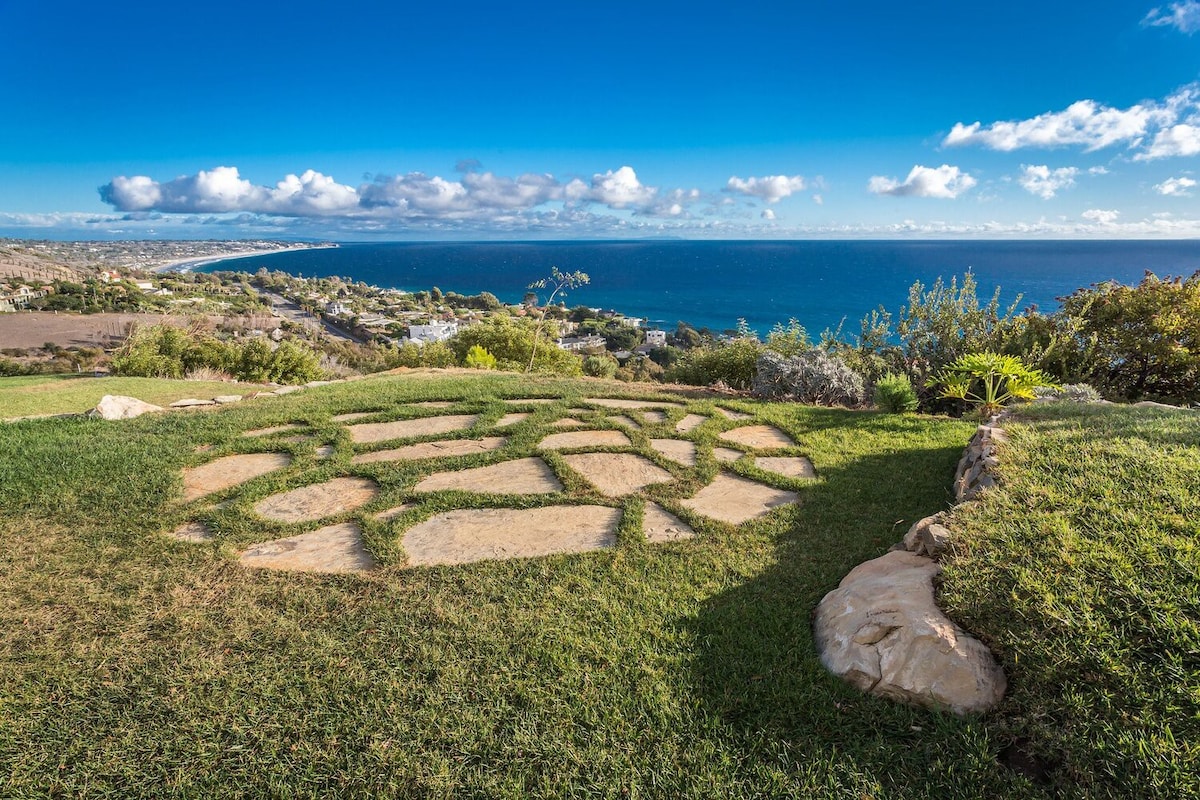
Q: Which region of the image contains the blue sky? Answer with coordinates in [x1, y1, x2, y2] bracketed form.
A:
[2, 1, 1200, 239]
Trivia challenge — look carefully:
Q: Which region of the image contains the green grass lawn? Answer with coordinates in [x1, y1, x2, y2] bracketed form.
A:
[0, 374, 273, 418]
[0, 371, 1195, 798]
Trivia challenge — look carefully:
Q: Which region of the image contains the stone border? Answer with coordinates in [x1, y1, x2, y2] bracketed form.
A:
[813, 421, 1009, 715]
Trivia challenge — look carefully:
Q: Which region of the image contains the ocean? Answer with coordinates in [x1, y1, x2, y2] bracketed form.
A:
[198, 240, 1200, 336]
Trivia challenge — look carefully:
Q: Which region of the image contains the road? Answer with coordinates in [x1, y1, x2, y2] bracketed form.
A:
[257, 288, 367, 344]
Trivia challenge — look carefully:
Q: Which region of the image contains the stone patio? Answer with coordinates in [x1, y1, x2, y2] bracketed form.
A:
[560, 453, 674, 497]
[681, 473, 799, 524]
[718, 424, 795, 449]
[414, 457, 563, 495]
[351, 437, 506, 464]
[254, 476, 379, 523]
[181, 452, 292, 502]
[239, 523, 377, 573]
[539, 429, 631, 450]
[347, 414, 478, 444]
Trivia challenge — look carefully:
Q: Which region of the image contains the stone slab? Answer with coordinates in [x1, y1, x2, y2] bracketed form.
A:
[681, 473, 798, 524]
[170, 398, 216, 408]
[493, 412, 531, 427]
[609, 415, 641, 429]
[315, 444, 335, 459]
[718, 424, 794, 449]
[253, 476, 379, 523]
[675, 413, 707, 432]
[415, 457, 563, 495]
[167, 521, 214, 542]
[649, 439, 697, 467]
[352, 437, 507, 464]
[402, 506, 621, 567]
[504, 398, 557, 405]
[538, 430, 631, 450]
[560, 453, 674, 497]
[550, 417, 585, 428]
[714, 407, 753, 421]
[585, 398, 683, 410]
[642, 503, 696, 543]
[243, 424, 304, 437]
[639, 410, 668, 423]
[410, 401, 454, 408]
[214, 395, 243, 404]
[375, 503, 416, 521]
[347, 414, 477, 444]
[755, 456, 816, 479]
[331, 411, 377, 422]
[182, 452, 292, 502]
[239, 522, 376, 573]
[712, 447, 743, 463]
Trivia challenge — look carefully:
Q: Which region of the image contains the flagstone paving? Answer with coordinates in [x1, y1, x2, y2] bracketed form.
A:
[374, 503, 416, 522]
[243, 424, 305, 437]
[714, 407, 753, 421]
[755, 456, 817, 479]
[402, 506, 621, 567]
[681, 473, 799, 525]
[718, 424, 795, 449]
[550, 417, 585, 428]
[346, 414, 477, 444]
[585, 398, 684, 410]
[560, 453, 675, 497]
[712, 447, 744, 462]
[493, 412, 531, 427]
[539, 429, 631, 450]
[409, 401, 454, 409]
[182, 452, 293, 502]
[254, 476, 379, 523]
[639, 410, 668, 423]
[675, 413, 707, 432]
[609, 415, 641, 429]
[351, 437, 506, 464]
[642, 503, 696, 542]
[414, 457, 563, 495]
[239, 523, 376, 573]
[649, 438, 697, 467]
[331, 411, 377, 422]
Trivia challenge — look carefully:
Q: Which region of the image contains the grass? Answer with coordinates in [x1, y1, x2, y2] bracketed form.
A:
[0, 374, 272, 417]
[0, 371, 1193, 797]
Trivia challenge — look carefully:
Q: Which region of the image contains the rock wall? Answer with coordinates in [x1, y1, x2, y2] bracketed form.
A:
[813, 423, 1008, 716]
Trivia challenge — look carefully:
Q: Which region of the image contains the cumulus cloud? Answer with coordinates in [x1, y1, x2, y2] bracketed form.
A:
[761, 208, 776, 220]
[1156, 176, 1197, 195]
[1082, 208, 1120, 224]
[944, 84, 1200, 157]
[867, 164, 977, 198]
[1088, 166, 1110, 175]
[725, 174, 806, 203]
[1018, 165, 1079, 199]
[1143, 1, 1200, 33]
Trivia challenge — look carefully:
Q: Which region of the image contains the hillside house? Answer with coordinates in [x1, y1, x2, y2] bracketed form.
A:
[408, 322, 459, 343]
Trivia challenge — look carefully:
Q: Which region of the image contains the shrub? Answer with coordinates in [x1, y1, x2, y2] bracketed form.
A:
[582, 354, 618, 378]
[450, 317, 581, 376]
[936, 352, 1058, 417]
[873, 373, 919, 413]
[764, 318, 811, 357]
[1034, 382, 1102, 403]
[110, 325, 190, 379]
[751, 350, 865, 407]
[664, 338, 762, 390]
[463, 345, 497, 370]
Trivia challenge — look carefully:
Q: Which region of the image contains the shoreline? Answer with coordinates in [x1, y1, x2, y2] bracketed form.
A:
[150, 243, 339, 274]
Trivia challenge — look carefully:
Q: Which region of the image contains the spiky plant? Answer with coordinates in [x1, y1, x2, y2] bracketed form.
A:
[936, 351, 1058, 417]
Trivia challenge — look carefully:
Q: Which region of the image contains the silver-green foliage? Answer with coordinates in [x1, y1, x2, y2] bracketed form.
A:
[752, 350, 865, 407]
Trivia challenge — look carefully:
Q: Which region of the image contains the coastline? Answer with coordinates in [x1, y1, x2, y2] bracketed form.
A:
[150, 243, 339, 274]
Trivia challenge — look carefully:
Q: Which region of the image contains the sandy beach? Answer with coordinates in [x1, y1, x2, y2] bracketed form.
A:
[151, 243, 338, 274]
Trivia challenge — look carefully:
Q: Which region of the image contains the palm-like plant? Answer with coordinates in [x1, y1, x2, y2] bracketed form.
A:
[936, 351, 1058, 417]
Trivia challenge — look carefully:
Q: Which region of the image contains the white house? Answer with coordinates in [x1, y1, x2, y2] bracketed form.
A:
[325, 301, 352, 317]
[644, 329, 667, 347]
[408, 322, 459, 343]
[556, 334, 606, 352]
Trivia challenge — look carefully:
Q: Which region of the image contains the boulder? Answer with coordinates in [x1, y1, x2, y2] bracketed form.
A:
[899, 514, 953, 558]
[88, 395, 164, 420]
[813, 550, 1006, 715]
[213, 395, 243, 404]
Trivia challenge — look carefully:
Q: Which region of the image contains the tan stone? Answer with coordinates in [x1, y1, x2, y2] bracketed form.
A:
[609, 415, 641, 429]
[504, 398, 557, 405]
[315, 444, 335, 459]
[681, 473, 798, 524]
[550, 417, 586, 428]
[415, 457, 563, 495]
[538, 430, 631, 450]
[585, 397, 683, 410]
[410, 401, 454, 408]
[167, 521, 214, 542]
[649, 439, 697, 466]
[402, 506, 621, 567]
[213, 395, 242, 404]
[493, 412, 531, 428]
[642, 503, 696, 542]
[331, 411, 377, 422]
[675, 413, 707, 432]
[754, 456, 816, 479]
[182, 452, 292, 502]
[639, 410, 668, 423]
[346, 414, 477, 444]
[243, 424, 304, 437]
[813, 550, 1006, 715]
[170, 398, 216, 408]
[375, 503, 415, 521]
[253, 476, 379, 523]
[88, 395, 164, 420]
[718, 424, 794, 449]
[712, 447, 743, 463]
[714, 407, 753, 421]
[352, 437, 506, 464]
[239, 522, 376, 573]
[561, 453, 674, 497]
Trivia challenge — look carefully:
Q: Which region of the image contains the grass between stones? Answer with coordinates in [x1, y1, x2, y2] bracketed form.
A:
[2, 370, 1188, 797]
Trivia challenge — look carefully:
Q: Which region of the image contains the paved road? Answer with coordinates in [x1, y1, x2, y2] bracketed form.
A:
[257, 289, 367, 343]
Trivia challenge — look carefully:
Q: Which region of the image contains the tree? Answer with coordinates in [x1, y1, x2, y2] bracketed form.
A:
[525, 267, 589, 372]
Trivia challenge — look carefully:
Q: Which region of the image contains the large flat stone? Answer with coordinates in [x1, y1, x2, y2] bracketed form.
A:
[538, 430, 631, 450]
[402, 506, 621, 567]
[755, 456, 816, 479]
[181, 453, 292, 502]
[89, 395, 164, 420]
[415, 457, 563, 495]
[681, 473, 798, 524]
[649, 439, 697, 467]
[331, 411, 377, 422]
[243, 424, 305, 437]
[718, 424, 794, 449]
[493, 412, 531, 428]
[352, 437, 506, 464]
[560, 453, 674, 497]
[712, 447, 744, 463]
[585, 398, 683, 410]
[714, 407, 753, 421]
[253, 476, 379, 523]
[675, 413, 707, 432]
[642, 503, 696, 542]
[609, 415, 641, 429]
[346, 414, 477, 444]
[239, 522, 376, 573]
[639, 410, 668, 423]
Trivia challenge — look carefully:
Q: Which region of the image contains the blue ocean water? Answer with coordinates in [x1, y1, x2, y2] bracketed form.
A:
[202, 240, 1200, 336]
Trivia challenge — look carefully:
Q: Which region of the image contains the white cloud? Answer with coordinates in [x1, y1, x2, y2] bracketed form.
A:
[1082, 208, 1120, 224]
[1144, 1, 1200, 33]
[1137, 123, 1200, 159]
[725, 174, 806, 203]
[812, 194, 824, 205]
[1018, 165, 1079, 199]
[944, 85, 1199, 156]
[1088, 166, 1110, 175]
[761, 208, 776, 220]
[867, 164, 977, 198]
[1156, 176, 1197, 195]
[571, 166, 658, 208]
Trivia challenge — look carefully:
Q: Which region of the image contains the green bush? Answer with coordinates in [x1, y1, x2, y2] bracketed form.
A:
[936, 351, 1057, 417]
[463, 345, 497, 370]
[873, 373, 919, 412]
[582, 354, 618, 378]
[664, 338, 763, 390]
[449, 317, 581, 376]
[765, 318, 810, 357]
[110, 324, 322, 384]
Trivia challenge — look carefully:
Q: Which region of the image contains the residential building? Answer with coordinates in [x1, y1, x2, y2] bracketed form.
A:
[408, 322, 459, 343]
